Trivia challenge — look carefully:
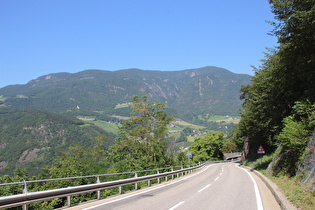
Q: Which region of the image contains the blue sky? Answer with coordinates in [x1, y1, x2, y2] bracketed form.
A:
[0, 0, 277, 88]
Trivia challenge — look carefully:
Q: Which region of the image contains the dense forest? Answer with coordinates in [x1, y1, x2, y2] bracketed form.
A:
[231, 0, 315, 177]
[0, 108, 116, 176]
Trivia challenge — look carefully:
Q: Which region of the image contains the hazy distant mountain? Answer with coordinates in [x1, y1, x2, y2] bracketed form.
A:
[0, 66, 251, 120]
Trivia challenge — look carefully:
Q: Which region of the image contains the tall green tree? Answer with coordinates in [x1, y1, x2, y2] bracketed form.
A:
[109, 95, 174, 171]
[269, 0, 315, 100]
[190, 131, 224, 162]
[48, 135, 109, 178]
[233, 0, 315, 161]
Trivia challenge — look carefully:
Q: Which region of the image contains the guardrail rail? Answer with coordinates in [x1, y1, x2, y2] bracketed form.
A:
[0, 163, 206, 209]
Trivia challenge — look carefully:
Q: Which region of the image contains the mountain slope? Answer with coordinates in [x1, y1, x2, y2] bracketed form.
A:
[0, 66, 250, 176]
[0, 108, 116, 176]
[0, 66, 251, 119]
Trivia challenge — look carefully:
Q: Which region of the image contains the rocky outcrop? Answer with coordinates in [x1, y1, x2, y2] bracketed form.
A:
[298, 132, 315, 192]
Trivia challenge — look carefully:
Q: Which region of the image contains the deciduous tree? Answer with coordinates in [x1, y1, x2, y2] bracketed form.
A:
[110, 95, 174, 171]
[190, 131, 224, 162]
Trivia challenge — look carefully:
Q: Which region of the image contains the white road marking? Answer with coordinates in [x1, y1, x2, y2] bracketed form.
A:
[83, 164, 219, 210]
[198, 184, 211, 192]
[238, 166, 264, 210]
[214, 176, 219, 181]
[169, 201, 185, 210]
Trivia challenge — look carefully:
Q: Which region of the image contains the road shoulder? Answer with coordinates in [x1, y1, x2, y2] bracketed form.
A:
[240, 165, 297, 210]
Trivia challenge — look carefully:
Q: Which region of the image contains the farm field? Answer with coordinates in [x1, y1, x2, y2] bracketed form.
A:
[0, 96, 7, 101]
[79, 118, 120, 135]
[198, 114, 240, 124]
[172, 119, 206, 129]
[115, 102, 131, 109]
[80, 115, 208, 141]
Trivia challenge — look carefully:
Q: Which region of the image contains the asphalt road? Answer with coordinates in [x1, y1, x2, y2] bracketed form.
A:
[67, 162, 280, 210]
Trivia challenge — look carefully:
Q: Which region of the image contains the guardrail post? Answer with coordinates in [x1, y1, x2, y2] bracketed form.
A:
[67, 195, 71, 207]
[157, 170, 160, 184]
[66, 186, 72, 207]
[22, 204, 28, 210]
[181, 165, 184, 176]
[22, 180, 28, 194]
[22, 181, 28, 210]
[134, 172, 138, 190]
[171, 167, 174, 180]
[119, 186, 122, 194]
[96, 175, 101, 200]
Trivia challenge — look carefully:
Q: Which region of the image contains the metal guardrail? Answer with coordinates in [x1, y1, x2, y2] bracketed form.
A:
[0, 166, 181, 188]
[224, 152, 242, 160]
[0, 163, 206, 209]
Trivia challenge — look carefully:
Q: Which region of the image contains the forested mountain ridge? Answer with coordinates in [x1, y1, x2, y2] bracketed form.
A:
[0, 108, 116, 176]
[0, 66, 251, 120]
[0, 66, 250, 176]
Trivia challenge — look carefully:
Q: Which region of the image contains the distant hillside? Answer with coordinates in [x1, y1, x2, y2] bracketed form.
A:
[0, 67, 250, 176]
[0, 67, 251, 120]
[0, 108, 116, 176]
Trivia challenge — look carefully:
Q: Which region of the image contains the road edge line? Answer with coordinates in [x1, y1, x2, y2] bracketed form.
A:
[240, 165, 297, 210]
[238, 165, 264, 210]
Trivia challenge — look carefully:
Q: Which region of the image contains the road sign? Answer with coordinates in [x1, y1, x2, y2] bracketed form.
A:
[186, 150, 193, 159]
[257, 145, 265, 154]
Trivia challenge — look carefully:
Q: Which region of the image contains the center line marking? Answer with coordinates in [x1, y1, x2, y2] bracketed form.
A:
[169, 201, 185, 210]
[198, 184, 211, 192]
[215, 177, 219, 181]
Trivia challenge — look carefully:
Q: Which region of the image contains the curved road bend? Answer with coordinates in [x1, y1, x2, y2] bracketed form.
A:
[68, 163, 281, 210]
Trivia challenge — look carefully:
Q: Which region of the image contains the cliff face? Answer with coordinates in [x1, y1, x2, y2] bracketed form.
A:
[298, 132, 315, 191]
[269, 131, 315, 191]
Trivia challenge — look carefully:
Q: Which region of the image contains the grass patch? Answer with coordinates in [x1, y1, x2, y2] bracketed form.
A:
[77, 116, 96, 121]
[187, 136, 196, 142]
[0, 96, 7, 102]
[242, 154, 273, 171]
[172, 119, 206, 130]
[198, 114, 240, 124]
[79, 124, 92, 128]
[243, 154, 315, 209]
[216, 118, 240, 124]
[88, 120, 119, 135]
[267, 175, 315, 210]
[111, 115, 130, 120]
[115, 103, 131, 109]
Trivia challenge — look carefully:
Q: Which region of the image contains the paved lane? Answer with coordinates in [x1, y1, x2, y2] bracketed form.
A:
[79, 163, 265, 210]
